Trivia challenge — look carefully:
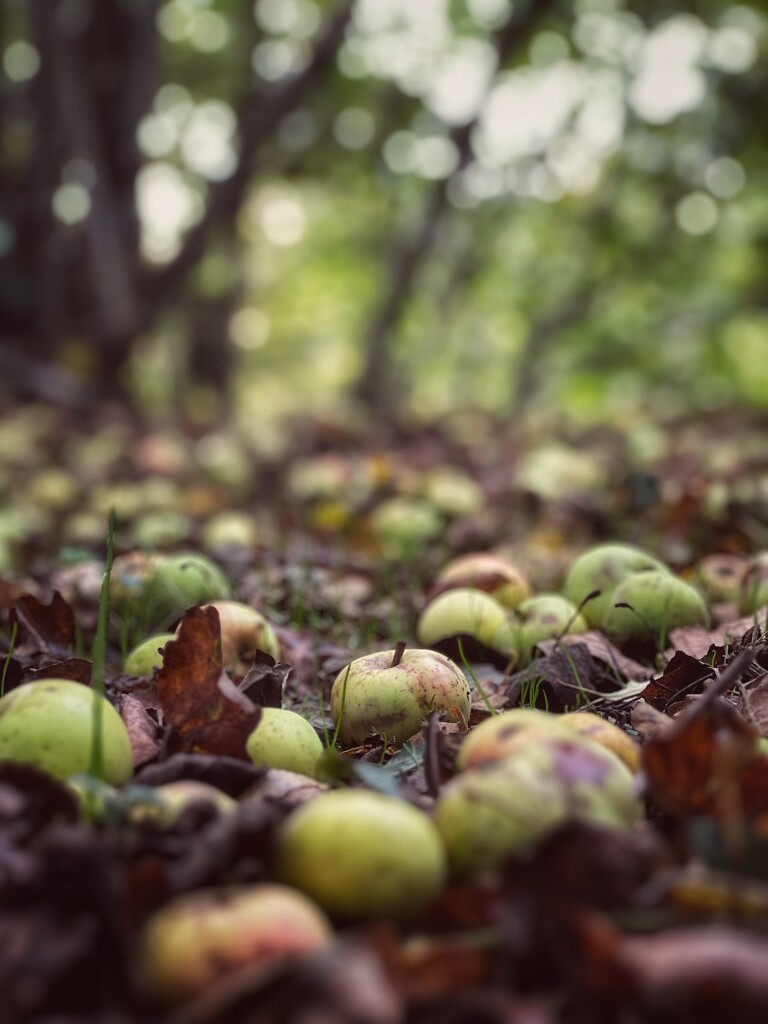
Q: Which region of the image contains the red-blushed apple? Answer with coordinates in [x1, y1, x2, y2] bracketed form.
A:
[276, 789, 447, 919]
[514, 593, 588, 666]
[435, 733, 642, 877]
[140, 883, 333, 1003]
[201, 599, 280, 670]
[456, 707, 571, 771]
[557, 711, 641, 774]
[416, 587, 517, 656]
[436, 552, 531, 610]
[246, 707, 324, 777]
[330, 647, 471, 747]
[0, 679, 133, 784]
[563, 543, 668, 628]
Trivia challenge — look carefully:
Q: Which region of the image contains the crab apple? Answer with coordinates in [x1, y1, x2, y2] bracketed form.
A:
[515, 593, 588, 666]
[276, 789, 447, 919]
[601, 570, 709, 645]
[436, 553, 531, 610]
[0, 679, 133, 784]
[416, 588, 517, 657]
[202, 600, 280, 672]
[129, 780, 236, 828]
[124, 633, 176, 677]
[246, 708, 324, 778]
[330, 647, 471, 747]
[456, 707, 571, 771]
[557, 711, 641, 774]
[435, 733, 641, 877]
[563, 543, 668, 628]
[141, 883, 332, 1004]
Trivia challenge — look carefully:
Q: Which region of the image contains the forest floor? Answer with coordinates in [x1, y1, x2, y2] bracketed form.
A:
[2, 398, 768, 1023]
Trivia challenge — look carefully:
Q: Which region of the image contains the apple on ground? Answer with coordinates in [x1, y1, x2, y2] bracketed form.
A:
[124, 633, 176, 677]
[276, 788, 447, 918]
[456, 707, 572, 771]
[693, 553, 749, 605]
[514, 593, 588, 666]
[0, 679, 133, 784]
[435, 732, 641, 877]
[739, 552, 768, 615]
[330, 646, 471, 747]
[563, 543, 668, 628]
[246, 707, 324, 778]
[601, 570, 710, 645]
[129, 780, 236, 828]
[141, 883, 332, 1003]
[557, 711, 641, 774]
[202, 599, 281, 671]
[416, 587, 517, 658]
[369, 496, 444, 558]
[435, 552, 531, 610]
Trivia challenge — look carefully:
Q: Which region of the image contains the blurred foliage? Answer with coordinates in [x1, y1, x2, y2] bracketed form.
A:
[1, 0, 768, 426]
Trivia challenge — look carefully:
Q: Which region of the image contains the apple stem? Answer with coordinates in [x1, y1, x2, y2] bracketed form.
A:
[391, 641, 406, 667]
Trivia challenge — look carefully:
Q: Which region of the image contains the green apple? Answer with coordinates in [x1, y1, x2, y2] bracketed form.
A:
[330, 647, 471, 747]
[203, 600, 280, 671]
[739, 552, 768, 615]
[142, 552, 232, 625]
[0, 679, 133, 784]
[456, 708, 571, 771]
[435, 733, 641, 876]
[563, 543, 668, 628]
[416, 588, 517, 656]
[141, 884, 332, 1003]
[693, 553, 749, 605]
[515, 593, 588, 666]
[201, 511, 259, 552]
[124, 633, 176, 677]
[246, 708, 324, 778]
[276, 789, 447, 918]
[370, 496, 443, 557]
[129, 780, 236, 827]
[422, 468, 484, 518]
[436, 553, 531, 611]
[602, 570, 710, 645]
[558, 711, 641, 774]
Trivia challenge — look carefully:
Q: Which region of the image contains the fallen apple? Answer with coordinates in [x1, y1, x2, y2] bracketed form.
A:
[124, 633, 176, 677]
[329, 646, 471, 747]
[514, 593, 588, 666]
[246, 707, 324, 778]
[416, 587, 517, 658]
[276, 788, 447, 918]
[435, 733, 641, 876]
[202, 600, 281, 671]
[436, 552, 531, 611]
[563, 543, 668, 628]
[601, 570, 710, 645]
[456, 707, 571, 771]
[0, 679, 133, 784]
[739, 552, 768, 615]
[129, 780, 237, 828]
[693, 553, 749, 605]
[142, 552, 232, 626]
[370, 496, 444, 557]
[141, 883, 332, 1003]
[557, 711, 641, 774]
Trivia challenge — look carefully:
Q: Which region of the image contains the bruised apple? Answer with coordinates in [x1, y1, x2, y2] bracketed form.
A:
[141, 884, 332, 1003]
[416, 588, 517, 657]
[558, 711, 641, 774]
[514, 593, 588, 666]
[129, 780, 236, 828]
[602, 570, 709, 645]
[563, 543, 668, 628]
[456, 707, 571, 771]
[435, 552, 531, 610]
[202, 600, 281, 672]
[276, 789, 447, 918]
[330, 647, 471, 747]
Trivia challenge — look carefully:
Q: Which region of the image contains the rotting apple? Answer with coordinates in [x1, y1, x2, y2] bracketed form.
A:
[0, 679, 133, 784]
[455, 707, 572, 771]
[557, 711, 641, 774]
[739, 552, 768, 615]
[601, 569, 710, 645]
[124, 633, 176, 677]
[141, 883, 333, 1004]
[693, 552, 749, 605]
[514, 593, 588, 666]
[246, 707, 324, 778]
[276, 788, 447, 919]
[416, 587, 517, 658]
[201, 600, 280, 671]
[129, 779, 236, 828]
[329, 646, 471, 747]
[435, 552, 531, 611]
[563, 543, 668, 628]
[435, 733, 642, 877]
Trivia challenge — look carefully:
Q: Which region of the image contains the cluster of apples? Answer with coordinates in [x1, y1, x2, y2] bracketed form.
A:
[414, 543, 721, 668]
